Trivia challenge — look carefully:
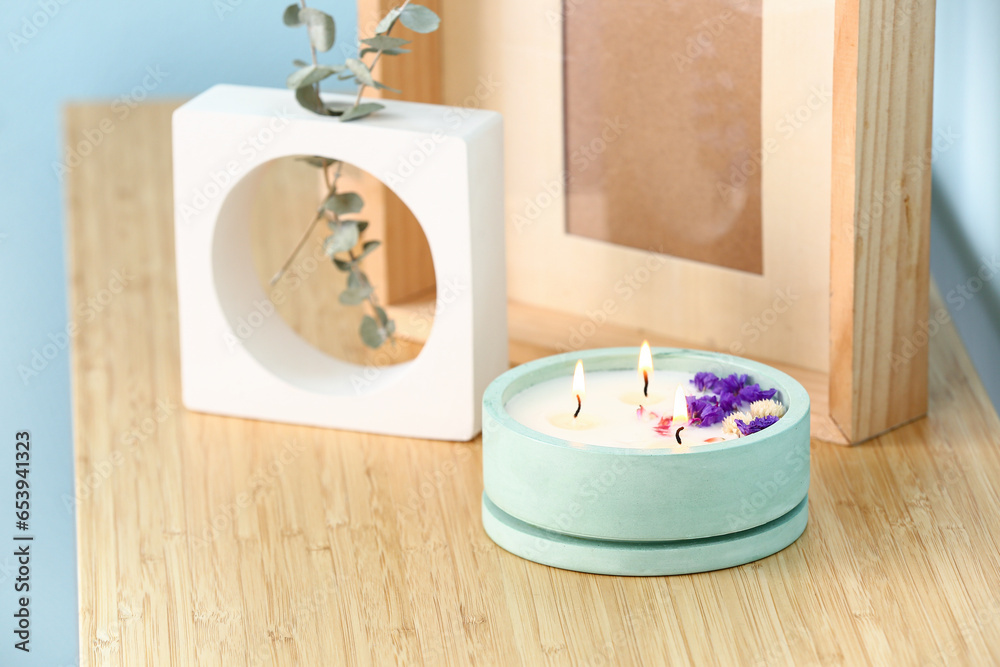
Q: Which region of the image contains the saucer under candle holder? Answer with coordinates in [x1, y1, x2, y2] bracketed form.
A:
[481, 347, 810, 576]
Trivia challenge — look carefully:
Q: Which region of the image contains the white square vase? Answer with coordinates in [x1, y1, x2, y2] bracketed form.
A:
[172, 84, 507, 441]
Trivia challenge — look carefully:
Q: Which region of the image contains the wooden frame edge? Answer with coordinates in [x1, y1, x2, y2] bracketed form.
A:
[830, 0, 936, 444]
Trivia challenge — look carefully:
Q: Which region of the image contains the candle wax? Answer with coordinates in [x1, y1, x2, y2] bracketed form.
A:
[505, 370, 734, 449]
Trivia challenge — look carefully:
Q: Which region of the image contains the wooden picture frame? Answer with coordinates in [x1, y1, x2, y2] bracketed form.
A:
[359, 0, 936, 445]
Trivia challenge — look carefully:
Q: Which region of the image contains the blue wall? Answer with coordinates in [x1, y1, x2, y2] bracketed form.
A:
[0, 1, 356, 664]
[932, 0, 1000, 410]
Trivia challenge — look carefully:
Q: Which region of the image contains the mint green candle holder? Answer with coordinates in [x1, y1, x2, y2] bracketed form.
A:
[481, 347, 810, 576]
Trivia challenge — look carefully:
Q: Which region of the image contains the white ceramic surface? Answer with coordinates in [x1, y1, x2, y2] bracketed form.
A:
[173, 85, 507, 440]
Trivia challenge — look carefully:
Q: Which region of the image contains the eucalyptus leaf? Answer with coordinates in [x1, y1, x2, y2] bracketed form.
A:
[323, 192, 365, 215]
[356, 239, 381, 260]
[384, 319, 396, 336]
[323, 102, 350, 116]
[330, 219, 368, 233]
[360, 35, 410, 50]
[374, 305, 389, 327]
[324, 222, 360, 256]
[299, 7, 336, 52]
[375, 7, 401, 34]
[292, 59, 309, 68]
[282, 4, 301, 26]
[296, 156, 330, 168]
[340, 102, 384, 122]
[399, 5, 440, 33]
[359, 315, 386, 348]
[345, 58, 375, 87]
[373, 80, 402, 94]
[361, 46, 411, 57]
[333, 257, 352, 271]
[295, 84, 324, 114]
[339, 285, 373, 305]
[286, 64, 342, 89]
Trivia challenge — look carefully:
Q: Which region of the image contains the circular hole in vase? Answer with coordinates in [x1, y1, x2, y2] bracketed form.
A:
[211, 154, 438, 397]
[249, 155, 436, 367]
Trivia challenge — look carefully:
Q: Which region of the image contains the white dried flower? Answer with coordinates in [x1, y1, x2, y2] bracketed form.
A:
[723, 411, 751, 435]
[749, 399, 786, 419]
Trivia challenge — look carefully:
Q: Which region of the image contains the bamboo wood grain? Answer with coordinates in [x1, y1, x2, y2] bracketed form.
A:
[830, 0, 936, 442]
[68, 102, 1000, 666]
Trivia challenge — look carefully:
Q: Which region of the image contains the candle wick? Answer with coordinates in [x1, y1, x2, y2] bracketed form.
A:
[574, 394, 582, 419]
[643, 370, 649, 397]
[675, 426, 685, 445]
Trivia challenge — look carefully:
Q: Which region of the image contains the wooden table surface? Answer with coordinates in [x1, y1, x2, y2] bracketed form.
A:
[66, 102, 1000, 666]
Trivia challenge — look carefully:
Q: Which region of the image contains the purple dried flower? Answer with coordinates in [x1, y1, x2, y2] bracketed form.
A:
[737, 384, 777, 404]
[692, 370, 780, 413]
[719, 392, 740, 413]
[685, 395, 724, 427]
[692, 372, 720, 393]
[699, 404, 724, 427]
[735, 415, 780, 436]
[686, 394, 715, 412]
[718, 373, 749, 395]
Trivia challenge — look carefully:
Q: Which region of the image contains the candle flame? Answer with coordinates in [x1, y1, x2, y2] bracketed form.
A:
[672, 385, 688, 424]
[572, 360, 586, 398]
[638, 340, 653, 377]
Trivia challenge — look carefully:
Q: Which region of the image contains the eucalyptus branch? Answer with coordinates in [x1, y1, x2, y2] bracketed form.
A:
[299, 0, 321, 103]
[268, 159, 342, 286]
[279, 1, 439, 347]
[348, 249, 396, 347]
[351, 0, 413, 109]
[300, 0, 318, 66]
